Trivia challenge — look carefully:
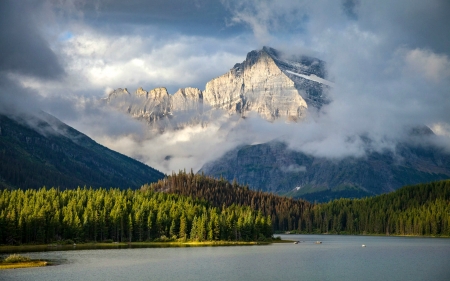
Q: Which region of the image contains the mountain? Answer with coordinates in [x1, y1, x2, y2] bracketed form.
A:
[100, 46, 450, 201]
[200, 140, 450, 202]
[0, 112, 164, 190]
[104, 46, 330, 130]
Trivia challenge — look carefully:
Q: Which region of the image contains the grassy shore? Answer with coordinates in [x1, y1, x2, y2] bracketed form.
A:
[0, 254, 49, 270]
[0, 260, 48, 270]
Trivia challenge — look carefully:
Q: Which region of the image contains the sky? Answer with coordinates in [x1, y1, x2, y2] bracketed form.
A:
[1, 0, 450, 173]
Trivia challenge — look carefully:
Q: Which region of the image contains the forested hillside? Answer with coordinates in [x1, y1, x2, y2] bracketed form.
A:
[0, 113, 164, 190]
[151, 172, 450, 236]
[147, 171, 313, 232]
[0, 187, 272, 245]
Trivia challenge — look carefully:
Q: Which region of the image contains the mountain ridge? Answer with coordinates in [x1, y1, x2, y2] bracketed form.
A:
[0, 112, 165, 190]
[200, 140, 450, 202]
[104, 46, 330, 129]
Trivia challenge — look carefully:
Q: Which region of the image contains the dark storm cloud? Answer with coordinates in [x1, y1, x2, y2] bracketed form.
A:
[0, 0, 64, 79]
[342, 0, 359, 20]
[80, 0, 243, 37]
[0, 76, 43, 116]
[351, 0, 450, 55]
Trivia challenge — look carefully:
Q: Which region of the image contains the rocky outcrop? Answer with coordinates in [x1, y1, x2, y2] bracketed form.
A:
[104, 46, 331, 127]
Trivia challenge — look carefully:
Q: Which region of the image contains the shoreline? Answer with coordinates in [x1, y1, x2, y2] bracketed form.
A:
[0, 240, 272, 254]
[276, 233, 450, 238]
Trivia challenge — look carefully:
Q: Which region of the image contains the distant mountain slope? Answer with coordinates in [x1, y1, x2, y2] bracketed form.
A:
[0, 112, 164, 189]
[200, 141, 450, 202]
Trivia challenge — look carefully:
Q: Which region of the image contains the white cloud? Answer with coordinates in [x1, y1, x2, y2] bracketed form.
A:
[431, 123, 450, 137]
[403, 49, 450, 82]
[91, 113, 244, 173]
[59, 28, 249, 94]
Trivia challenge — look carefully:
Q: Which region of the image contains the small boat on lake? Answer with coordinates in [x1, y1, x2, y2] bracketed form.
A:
[315, 241, 322, 244]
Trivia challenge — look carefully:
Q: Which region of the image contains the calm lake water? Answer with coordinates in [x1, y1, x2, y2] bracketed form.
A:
[2, 235, 450, 281]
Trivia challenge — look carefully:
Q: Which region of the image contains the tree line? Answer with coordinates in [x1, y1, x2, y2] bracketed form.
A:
[150, 172, 450, 236]
[0, 187, 272, 245]
[305, 180, 450, 236]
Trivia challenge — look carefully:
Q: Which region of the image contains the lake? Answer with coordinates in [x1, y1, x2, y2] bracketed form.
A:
[2, 235, 450, 281]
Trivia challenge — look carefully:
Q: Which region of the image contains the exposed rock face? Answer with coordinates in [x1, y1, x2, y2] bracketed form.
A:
[104, 46, 330, 127]
[204, 47, 315, 120]
[172, 87, 203, 112]
[106, 87, 203, 130]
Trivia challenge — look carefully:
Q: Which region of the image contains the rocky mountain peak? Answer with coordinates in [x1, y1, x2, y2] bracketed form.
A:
[105, 47, 331, 128]
[148, 87, 169, 100]
[135, 87, 147, 97]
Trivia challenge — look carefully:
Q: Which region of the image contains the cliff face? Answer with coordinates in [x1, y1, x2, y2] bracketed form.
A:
[104, 47, 330, 127]
[203, 47, 311, 121]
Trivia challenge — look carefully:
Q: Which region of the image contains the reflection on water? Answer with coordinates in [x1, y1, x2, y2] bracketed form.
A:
[2, 235, 450, 281]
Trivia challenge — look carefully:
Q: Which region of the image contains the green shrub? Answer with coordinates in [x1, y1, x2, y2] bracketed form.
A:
[3, 254, 31, 263]
[154, 235, 169, 242]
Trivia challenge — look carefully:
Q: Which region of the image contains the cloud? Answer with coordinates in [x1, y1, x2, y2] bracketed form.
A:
[0, 0, 64, 79]
[91, 111, 243, 173]
[281, 164, 307, 173]
[402, 49, 450, 82]
[58, 29, 249, 93]
[1, 0, 449, 174]
[221, 0, 312, 44]
[431, 123, 450, 138]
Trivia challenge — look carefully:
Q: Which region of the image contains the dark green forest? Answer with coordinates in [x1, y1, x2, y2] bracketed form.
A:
[308, 180, 450, 236]
[0, 187, 272, 245]
[150, 172, 450, 236]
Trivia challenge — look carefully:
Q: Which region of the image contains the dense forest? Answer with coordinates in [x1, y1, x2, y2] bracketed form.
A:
[0, 187, 272, 245]
[309, 180, 450, 236]
[1, 171, 449, 245]
[150, 172, 450, 236]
